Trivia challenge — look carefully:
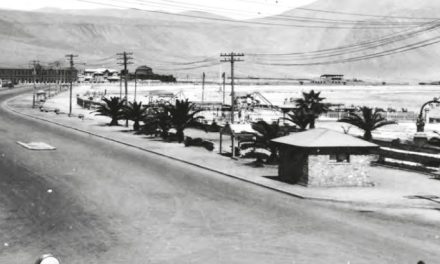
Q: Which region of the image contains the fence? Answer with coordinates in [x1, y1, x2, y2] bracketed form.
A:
[377, 147, 440, 174]
[77, 97, 101, 110]
[321, 111, 417, 122]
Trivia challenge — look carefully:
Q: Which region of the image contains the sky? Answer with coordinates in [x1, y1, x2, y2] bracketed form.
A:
[0, 0, 317, 19]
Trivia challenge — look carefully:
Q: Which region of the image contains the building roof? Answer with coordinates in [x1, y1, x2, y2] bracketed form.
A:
[272, 128, 378, 148]
[85, 68, 118, 74]
[135, 65, 153, 75]
[222, 123, 258, 135]
[321, 74, 344, 77]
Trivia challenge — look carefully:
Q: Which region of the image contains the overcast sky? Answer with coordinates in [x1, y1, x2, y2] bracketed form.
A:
[0, 0, 316, 19]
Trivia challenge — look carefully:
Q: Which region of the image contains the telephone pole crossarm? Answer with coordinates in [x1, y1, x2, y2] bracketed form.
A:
[219, 52, 244, 125]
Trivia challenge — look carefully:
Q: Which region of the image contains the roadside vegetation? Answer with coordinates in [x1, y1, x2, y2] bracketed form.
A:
[294, 90, 329, 129]
[95, 97, 125, 126]
[338, 106, 397, 141]
[123, 101, 148, 131]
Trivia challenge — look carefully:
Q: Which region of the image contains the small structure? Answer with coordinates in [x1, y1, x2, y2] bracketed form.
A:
[36, 90, 47, 102]
[219, 123, 258, 157]
[272, 128, 379, 187]
[312, 74, 345, 85]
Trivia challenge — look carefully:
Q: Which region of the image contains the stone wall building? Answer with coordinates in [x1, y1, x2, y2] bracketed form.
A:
[272, 129, 379, 187]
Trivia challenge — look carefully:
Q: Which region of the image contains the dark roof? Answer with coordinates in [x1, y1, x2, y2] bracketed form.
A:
[272, 128, 378, 148]
[135, 66, 153, 75]
[321, 74, 344, 77]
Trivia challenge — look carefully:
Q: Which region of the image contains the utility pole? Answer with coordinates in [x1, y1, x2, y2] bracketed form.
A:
[220, 52, 244, 158]
[30, 60, 39, 108]
[117, 51, 134, 127]
[220, 52, 244, 124]
[202, 72, 206, 104]
[119, 70, 123, 99]
[222, 72, 226, 105]
[65, 54, 78, 117]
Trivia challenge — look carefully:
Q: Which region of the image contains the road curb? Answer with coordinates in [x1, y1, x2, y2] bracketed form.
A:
[3, 95, 310, 200]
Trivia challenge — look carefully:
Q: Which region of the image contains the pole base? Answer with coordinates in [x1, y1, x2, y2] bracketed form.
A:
[413, 132, 428, 146]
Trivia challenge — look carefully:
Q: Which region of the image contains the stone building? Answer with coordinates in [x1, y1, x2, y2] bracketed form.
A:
[272, 128, 379, 187]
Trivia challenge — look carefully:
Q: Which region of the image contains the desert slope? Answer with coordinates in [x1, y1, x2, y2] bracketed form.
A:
[0, 0, 439, 81]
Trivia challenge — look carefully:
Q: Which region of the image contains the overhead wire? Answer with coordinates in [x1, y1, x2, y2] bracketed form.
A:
[130, 0, 426, 26]
[253, 35, 440, 66]
[75, 0, 425, 29]
[73, 0, 440, 67]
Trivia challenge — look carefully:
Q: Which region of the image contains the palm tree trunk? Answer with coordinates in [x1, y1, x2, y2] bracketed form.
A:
[268, 146, 278, 164]
[364, 130, 373, 141]
[176, 129, 185, 143]
[110, 118, 119, 126]
[309, 119, 316, 129]
[133, 120, 140, 131]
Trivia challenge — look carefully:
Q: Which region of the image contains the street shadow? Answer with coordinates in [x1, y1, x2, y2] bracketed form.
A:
[263, 175, 289, 183]
[94, 123, 115, 127]
[243, 160, 265, 168]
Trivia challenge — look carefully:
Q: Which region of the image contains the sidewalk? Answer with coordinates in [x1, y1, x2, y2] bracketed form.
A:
[6, 90, 440, 222]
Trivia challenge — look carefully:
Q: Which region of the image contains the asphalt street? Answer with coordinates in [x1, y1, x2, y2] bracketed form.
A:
[0, 87, 439, 264]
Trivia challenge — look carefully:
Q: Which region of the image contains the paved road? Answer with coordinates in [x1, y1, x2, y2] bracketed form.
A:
[0, 87, 439, 264]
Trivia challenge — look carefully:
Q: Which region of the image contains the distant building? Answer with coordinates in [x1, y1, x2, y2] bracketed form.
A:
[312, 74, 345, 85]
[83, 68, 120, 83]
[82, 66, 176, 83]
[0, 67, 76, 84]
[135, 65, 153, 77]
[132, 65, 176, 83]
[272, 128, 378, 187]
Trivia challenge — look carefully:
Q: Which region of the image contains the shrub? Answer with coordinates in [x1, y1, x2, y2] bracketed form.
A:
[184, 137, 214, 151]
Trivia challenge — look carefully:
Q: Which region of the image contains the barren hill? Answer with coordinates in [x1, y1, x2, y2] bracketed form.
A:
[1, 0, 440, 82]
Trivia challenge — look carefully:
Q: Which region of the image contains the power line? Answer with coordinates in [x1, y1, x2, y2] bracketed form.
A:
[154, 61, 221, 71]
[130, 0, 425, 26]
[249, 20, 440, 59]
[75, 0, 422, 29]
[296, 7, 437, 21]
[253, 35, 440, 66]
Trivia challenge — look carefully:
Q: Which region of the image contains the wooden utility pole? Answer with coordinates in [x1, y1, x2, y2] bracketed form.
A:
[117, 51, 133, 127]
[30, 60, 39, 108]
[222, 72, 226, 105]
[220, 52, 244, 124]
[202, 72, 206, 104]
[119, 70, 123, 98]
[220, 52, 244, 158]
[65, 54, 78, 116]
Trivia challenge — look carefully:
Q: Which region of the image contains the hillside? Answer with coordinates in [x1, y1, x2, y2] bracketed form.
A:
[1, 0, 440, 82]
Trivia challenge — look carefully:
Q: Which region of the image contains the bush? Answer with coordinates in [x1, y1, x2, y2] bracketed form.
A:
[184, 137, 214, 151]
[202, 141, 215, 151]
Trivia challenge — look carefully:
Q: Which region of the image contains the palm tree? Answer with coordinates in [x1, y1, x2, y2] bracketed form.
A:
[338, 106, 397, 141]
[123, 101, 148, 131]
[295, 90, 329, 129]
[252, 121, 287, 163]
[167, 99, 202, 143]
[95, 97, 125, 126]
[142, 107, 172, 138]
[283, 108, 311, 130]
